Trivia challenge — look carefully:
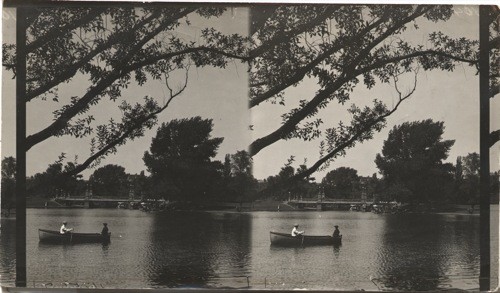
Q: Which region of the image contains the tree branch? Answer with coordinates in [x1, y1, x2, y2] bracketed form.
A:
[25, 9, 196, 150]
[291, 72, 417, 181]
[65, 68, 189, 176]
[249, 6, 341, 59]
[126, 45, 248, 72]
[490, 129, 500, 148]
[354, 50, 477, 77]
[26, 10, 163, 101]
[250, 8, 430, 155]
[26, 8, 107, 53]
[250, 16, 388, 108]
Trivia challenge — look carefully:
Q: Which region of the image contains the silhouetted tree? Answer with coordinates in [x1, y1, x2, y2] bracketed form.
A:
[322, 167, 360, 199]
[89, 164, 129, 197]
[454, 152, 480, 204]
[1, 157, 16, 209]
[143, 117, 224, 201]
[375, 119, 455, 203]
[225, 150, 258, 201]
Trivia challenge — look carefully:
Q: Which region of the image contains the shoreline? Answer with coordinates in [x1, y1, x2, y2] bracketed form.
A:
[0, 198, 494, 216]
[2, 205, 490, 215]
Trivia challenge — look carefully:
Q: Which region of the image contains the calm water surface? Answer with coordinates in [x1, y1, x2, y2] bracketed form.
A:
[0, 207, 496, 290]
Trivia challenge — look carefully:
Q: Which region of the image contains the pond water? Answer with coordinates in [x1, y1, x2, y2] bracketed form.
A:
[0, 207, 497, 290]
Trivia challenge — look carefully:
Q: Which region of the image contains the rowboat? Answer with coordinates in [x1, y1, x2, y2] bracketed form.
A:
[270, 231, 342, 246]
[38, 229, 111, 244]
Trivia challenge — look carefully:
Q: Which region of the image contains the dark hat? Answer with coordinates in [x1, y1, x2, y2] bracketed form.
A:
[334, 225, 339, 228]
[294, 223, 299, 227]
[103, 223, 107, 226]
[62, 221, 67, 224]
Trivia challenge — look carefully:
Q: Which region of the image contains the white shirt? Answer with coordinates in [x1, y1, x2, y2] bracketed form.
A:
[60, 224, 72, 234]
[291, 227, 302, 236]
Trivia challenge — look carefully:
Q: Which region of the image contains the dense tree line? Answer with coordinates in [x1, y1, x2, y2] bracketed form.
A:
[2, 116, 260, 204]
[1, 118, 498, 205]
[258, 163, 318, 200]
[263, 119, 498, 205]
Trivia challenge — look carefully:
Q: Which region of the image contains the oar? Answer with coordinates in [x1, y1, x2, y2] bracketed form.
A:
[301, 233, 305, 247]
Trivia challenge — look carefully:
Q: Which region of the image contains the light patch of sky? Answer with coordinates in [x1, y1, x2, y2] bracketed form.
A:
[251, 5, 500, 180]
[1, 7, 250, 178]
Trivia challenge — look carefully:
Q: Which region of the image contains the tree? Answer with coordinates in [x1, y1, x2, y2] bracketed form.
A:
[224, 150, 258, 201]
[89, 164, 129, 198]
[322, 167, 360, 199]
[3, 6, 247, 176]
[249, 5, 478, 180]
[27, 162, 63, 197]
[129, 171, 150, 200]
[143, 116, 224, 201]
[1, 157, 16, 209]
[454, 152, 480, 204]
[1, 156, 16, 179]
[229, 150, 253, 176]
[260, 162, 317, 200]
[462, 152, 480, 177]
[26, 157, 83, 198]
[375, 119, 455, 203]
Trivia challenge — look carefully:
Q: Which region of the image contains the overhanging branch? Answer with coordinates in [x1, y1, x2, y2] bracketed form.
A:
[290, 71, 417, 181]
[64, 68, 190, 176]
[490, 129, 500, 147]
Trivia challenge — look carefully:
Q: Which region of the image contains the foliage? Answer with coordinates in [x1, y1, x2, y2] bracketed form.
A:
[143, 116, 224, 201]
[3, 4, 490, 185]
[89, 164, 129, 197]
[488, 7, 499, 102]
[128, 171, 150, 199]
[1, 157, 16, 179]
[375, 119, 455, 203]
[260, 164, 317, 200]
[1, 157, 16, 208]
[26, 159, 83, 198]
[321, 167, 360, 198]
[379, 182, 413, 203]
[454, 152, 480, 204]
[249, 5, 478, 180]
[3, 7, 248, 176]
[224, 150, 258, 201]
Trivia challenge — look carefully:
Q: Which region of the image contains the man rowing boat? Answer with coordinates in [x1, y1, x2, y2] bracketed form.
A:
[291, 223, 304, 237]
[60, 221, 73, 234]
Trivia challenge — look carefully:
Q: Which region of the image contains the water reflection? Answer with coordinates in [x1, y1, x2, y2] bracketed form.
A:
[333, 243, 341, 259]
[375, 214, 479, 291]
[0, 218, 16, 286]
[145, 211, 252, 288]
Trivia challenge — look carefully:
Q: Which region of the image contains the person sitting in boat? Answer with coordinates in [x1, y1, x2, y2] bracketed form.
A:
[60, 221, 73, 234]
[101, 223, 109, 236]
[291, 224, 304, 236]
[333, 225, 340, 237]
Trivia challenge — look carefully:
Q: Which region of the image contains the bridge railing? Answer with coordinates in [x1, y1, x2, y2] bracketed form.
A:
[288, 198, 368, 203]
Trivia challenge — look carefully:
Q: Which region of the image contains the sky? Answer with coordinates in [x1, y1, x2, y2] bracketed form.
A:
[1, 5, 499, 181]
